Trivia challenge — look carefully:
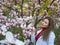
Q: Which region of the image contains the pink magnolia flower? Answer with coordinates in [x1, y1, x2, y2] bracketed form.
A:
[57, 18, 60, 22]
[14, 34, 20, 39]
[37, 14, 43, 20]
[0, 9, 3, 13]
[0, 0, 4, 4]
[23, 16, 28, 22]
[6, 22, 11, 27]
[9, 10, 14, 17]
[35, 4, 41, 9]
[44, 10, 48, 15]
[13, 11, 18, 17]
[13, 22, 19, 27]
[48, 5, 54, 9]
[56, 8, 60, 13]
[6, 19, 13, 27]
[12, 5, 17, 10]
[56, 8, 60, 16]
[40, 1, 44, 5]
[0, 23, 3, 27]
[53, 1, 58, 6]
[23, 32, 28, 37]
[0, 16, 7, 21]
[9, 10, 18, 17]
[1, 6, 4, 11]
[0, 0, 3, 2]
[6, 2, 11, 7]
[7, 18, 12, 23]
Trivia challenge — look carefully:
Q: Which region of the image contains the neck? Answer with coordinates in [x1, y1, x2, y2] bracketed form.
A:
[42, 27, 47, 31]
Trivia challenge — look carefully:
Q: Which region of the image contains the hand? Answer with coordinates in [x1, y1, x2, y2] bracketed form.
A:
[30, 29, 35, 35]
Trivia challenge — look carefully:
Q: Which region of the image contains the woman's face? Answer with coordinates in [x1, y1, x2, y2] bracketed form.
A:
[41, 19, 49, 28]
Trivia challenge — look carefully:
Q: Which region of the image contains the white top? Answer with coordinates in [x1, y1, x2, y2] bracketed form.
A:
[31, 30, 55, 45]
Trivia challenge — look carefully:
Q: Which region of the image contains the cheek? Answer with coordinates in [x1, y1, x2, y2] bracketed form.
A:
[45, 24, 48, 27]
[41, 22, 48, 27]
[44, 23, 49, 27]
[41, 22, 49, 27]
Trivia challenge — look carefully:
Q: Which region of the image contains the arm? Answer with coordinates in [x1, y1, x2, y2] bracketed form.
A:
[31, 30, 41, 44]
[48, 32, 55, 45]
[31, 32, 35, 44]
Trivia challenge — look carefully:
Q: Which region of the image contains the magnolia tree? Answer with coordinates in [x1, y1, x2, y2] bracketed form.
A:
[0, 0, 60, 45]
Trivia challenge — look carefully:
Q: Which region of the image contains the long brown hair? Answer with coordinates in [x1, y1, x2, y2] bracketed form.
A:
[42, 16, 54, 41]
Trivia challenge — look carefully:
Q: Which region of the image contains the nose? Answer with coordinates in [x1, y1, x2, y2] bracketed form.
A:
[41, 22, 44, 25]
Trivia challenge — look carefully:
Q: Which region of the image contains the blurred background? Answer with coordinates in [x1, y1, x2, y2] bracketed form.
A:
[0, 0, 60, 45]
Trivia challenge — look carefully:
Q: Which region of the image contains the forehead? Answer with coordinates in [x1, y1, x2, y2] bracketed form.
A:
[43, 19, 49, 22]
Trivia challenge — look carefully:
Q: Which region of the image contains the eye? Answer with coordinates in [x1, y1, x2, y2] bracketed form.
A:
[45, 21, 47, 24]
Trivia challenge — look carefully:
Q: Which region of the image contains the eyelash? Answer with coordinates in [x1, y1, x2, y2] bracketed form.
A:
[41, 20, 47, 24]
[45, 22, 47, 24]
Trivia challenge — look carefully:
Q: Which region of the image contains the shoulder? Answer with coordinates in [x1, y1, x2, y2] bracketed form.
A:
[37, 30, 42, 34]
[49, 31, 55, 39]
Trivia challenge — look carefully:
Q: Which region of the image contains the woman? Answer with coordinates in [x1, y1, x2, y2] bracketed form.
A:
[31, 16, 55, 45]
